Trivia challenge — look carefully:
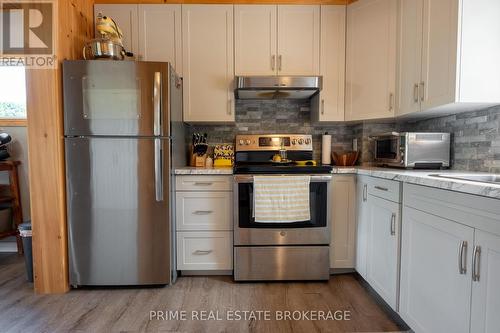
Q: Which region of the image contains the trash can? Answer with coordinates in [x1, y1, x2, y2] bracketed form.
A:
[18, 222, 33, 282]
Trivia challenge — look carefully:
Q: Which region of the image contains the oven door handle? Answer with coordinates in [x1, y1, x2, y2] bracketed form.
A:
[234, 175, 333, 183]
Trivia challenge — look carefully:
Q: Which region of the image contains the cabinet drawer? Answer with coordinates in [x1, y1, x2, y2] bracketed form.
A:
[176, 192, 233, 231]
[176, 231, 232, 270]
[367, 177, 401, 203]
[175, 175, 233, 191]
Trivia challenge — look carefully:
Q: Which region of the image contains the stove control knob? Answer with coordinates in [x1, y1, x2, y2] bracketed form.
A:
[298, 139, 305, 145]
[239, 139, 245, 145]
[305, 138, 311, 145]
[291, 139, 297, 145]
[245, 139, 251, 145]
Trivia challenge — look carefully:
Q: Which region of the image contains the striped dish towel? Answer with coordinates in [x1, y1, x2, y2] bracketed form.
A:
[253, 176, 311, 223]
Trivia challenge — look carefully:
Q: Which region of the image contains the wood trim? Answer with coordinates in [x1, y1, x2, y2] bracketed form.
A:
[26, 0, 94, 294]
[0, 119, 27, 127]
[94, 0, 351, 4]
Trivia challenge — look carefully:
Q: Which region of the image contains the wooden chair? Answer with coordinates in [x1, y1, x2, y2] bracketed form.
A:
[0, 161, 23, 254]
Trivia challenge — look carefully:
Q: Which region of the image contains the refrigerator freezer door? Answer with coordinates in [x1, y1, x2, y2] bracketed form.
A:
[63, 60, 171, 137]
[66, 137, 171, 286]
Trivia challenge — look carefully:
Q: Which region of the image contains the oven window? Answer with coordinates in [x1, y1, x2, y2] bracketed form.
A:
[237, 182, 328, 228]
[376, 138, 398, 160]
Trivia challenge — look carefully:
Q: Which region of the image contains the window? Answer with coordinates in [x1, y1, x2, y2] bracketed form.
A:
[0, 66, 27, 124]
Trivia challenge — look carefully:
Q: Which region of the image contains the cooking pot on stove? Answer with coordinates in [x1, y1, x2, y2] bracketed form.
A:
[83, 37, 133, 60]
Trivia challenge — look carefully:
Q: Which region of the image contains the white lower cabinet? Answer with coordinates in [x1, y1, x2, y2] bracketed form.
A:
[355, 176, 369, 278]
[400, 207, 473, 333]
[366, 194, 400, 311]
[330, 175, 356, 269]
[177, 231, 232, 270]
[176, 191, 232, 231]
[470, 230, 500, 333]
[175, 175, 233, 272]
[355, 176, 401, 311]
[401, 183, 500, 333]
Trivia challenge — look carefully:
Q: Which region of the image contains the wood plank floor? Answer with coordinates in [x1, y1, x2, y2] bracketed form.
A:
[0, 254, 405, 332]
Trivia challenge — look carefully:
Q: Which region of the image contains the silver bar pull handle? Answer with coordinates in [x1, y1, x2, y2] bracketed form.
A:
[271, 55, 276, 71]
[193, 250, 213, 255]
[420, 81, 425, 102]
[278, 55, 282, 71]
[154, 139, 163, 202]
[458, 241, 468, 274]
[193, 210, 213, 215]
[363, 184, 367, 202]
[153, 72, 162, 136]
[194, 182, 213, 186]
[472, 245, 481, 281]
[374, 185, 389, 192]
[413, 83, 419, 103]
[390, 213, 396, 236]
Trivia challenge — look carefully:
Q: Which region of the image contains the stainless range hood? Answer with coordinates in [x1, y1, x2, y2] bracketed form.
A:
[234, 76, 322, 100]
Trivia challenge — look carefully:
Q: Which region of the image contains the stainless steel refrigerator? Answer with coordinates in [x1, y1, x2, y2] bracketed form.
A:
[63, 60, 184, 286]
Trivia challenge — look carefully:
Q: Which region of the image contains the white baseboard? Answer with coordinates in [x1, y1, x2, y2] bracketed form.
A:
[0, 242, 17, 252]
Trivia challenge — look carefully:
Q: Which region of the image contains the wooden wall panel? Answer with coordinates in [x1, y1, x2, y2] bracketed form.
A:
[26, 0, 94, 294]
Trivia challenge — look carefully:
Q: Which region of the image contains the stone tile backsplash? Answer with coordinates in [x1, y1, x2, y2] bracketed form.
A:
[398, 106, 500, 172]
[187, 99, 355, 161]
[188, 99, 500, 172]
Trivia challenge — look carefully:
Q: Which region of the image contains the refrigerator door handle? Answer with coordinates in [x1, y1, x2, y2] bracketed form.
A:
[154, 138, 163, 202]
[153, 72, 162, 136]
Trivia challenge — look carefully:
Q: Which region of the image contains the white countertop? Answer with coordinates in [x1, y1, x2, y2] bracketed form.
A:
[174, 166, 500, 200]
[174, 167, 233, 175]
[339, 167, 500, 200]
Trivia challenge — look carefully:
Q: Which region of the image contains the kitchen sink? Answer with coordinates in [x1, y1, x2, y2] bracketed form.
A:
[428, 174, 500, 184]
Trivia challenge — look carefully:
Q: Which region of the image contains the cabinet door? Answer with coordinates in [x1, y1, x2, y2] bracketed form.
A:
[94, 4, 138, 56]
[471, 230, 500, 333]
[317, 5, 346, 122]
[355, 176, 369, 279]
[277, 5, 320, 75]
[420, 0, 459, 110]
[366, 195, 400, 310]
[397, 0, 423, 116]
[400, 207, 473, 333]
[182, 5, 234, 123]
[138, 5, 182, 75]
[235, 5, 277, 76]
[345, 0, 397, 121]
[330, 175, 356, 269]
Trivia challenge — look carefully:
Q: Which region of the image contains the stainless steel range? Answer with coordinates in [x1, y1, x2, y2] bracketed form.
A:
[233, 134, 332, 281]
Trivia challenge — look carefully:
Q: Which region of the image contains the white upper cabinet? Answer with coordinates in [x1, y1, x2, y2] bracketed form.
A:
[397, 0, 500, 116]
[277, 5, 320, 75]
[182, 5, 234, 123]
[420, 0, 459, 111]
[137, 5, 182, 75]
[397, 0, 424, 116]
[234, 5, 277, 76]
[94, 4, 138, 56]
[313, 5, 346, 122]
[345, 0, 398, 121]
[234, 5, 319, 76]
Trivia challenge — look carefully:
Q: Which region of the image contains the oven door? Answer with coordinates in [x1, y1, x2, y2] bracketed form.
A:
[373, 134, 403, 164]
[233, 175, 331, 246]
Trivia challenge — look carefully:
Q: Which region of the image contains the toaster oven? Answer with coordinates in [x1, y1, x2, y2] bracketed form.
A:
[371, 132, 450, 169]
